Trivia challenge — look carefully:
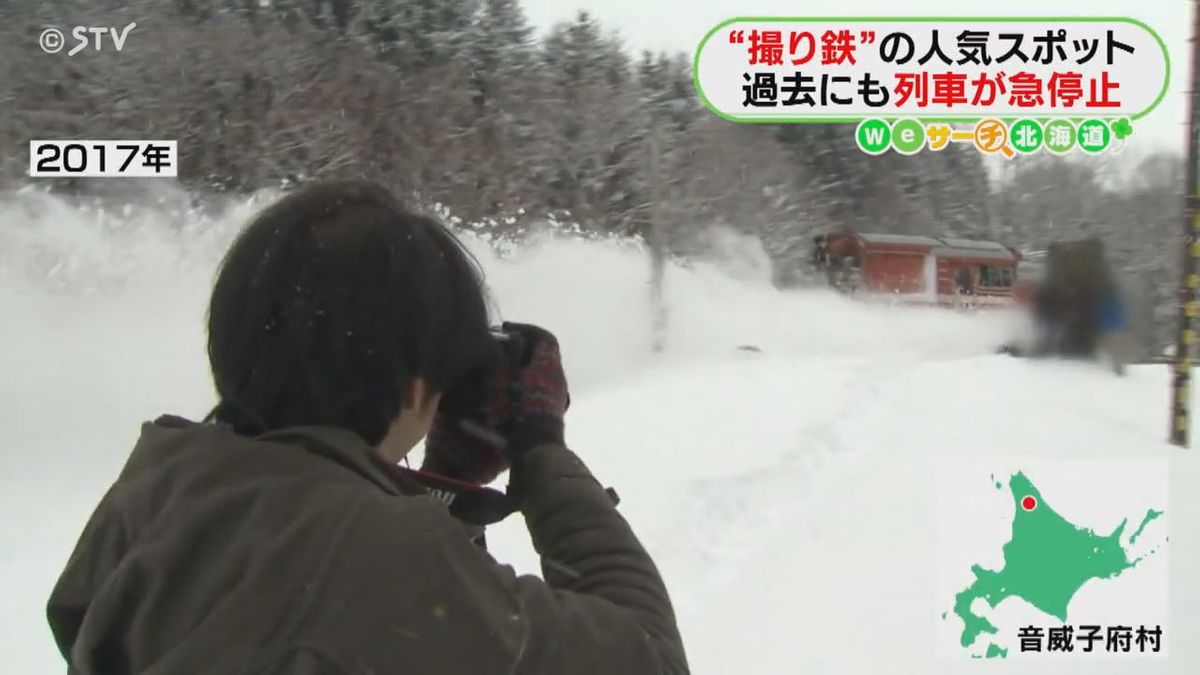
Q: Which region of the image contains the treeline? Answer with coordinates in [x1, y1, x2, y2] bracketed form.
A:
[0, 0, 1186, 351]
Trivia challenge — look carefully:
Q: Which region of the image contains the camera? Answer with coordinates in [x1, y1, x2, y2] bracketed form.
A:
[438, 326, 526, 418]
[488, 325, 529, 371]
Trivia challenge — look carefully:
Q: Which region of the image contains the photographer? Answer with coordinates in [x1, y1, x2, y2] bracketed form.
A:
[46, 181, 689, 674]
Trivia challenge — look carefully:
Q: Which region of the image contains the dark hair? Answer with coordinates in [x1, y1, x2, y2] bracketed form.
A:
[206, 180, 497, 444]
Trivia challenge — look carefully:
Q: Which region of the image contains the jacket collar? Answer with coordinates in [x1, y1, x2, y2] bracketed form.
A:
[143, 415, 423, 498]
[251, 424, 517, 530]
[251, 423, 428, 498]
[148, 415, 501, 544]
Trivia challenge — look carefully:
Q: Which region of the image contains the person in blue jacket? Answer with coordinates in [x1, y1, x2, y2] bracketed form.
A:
[1096, 286, 1133, 375]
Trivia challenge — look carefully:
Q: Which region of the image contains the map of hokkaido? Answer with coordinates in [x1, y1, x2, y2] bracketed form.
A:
[935, 461, 1168, 659]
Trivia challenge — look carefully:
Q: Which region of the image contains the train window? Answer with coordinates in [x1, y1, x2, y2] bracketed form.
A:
[979, 265, 1014, 288]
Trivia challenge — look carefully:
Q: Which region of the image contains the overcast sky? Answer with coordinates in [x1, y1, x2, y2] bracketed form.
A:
[521, 0, 1192, 154]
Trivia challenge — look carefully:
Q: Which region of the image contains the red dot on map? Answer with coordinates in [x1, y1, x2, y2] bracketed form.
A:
[1022, 496, 1038, 511]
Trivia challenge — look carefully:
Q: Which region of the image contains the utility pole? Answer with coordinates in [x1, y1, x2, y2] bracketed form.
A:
[1170, 0, 1200, 446]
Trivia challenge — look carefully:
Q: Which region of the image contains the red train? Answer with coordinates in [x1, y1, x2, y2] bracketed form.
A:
[812, 232, 1023, 308]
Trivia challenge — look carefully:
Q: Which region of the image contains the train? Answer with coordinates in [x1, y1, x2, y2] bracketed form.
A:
[811, 231, 1023, 308]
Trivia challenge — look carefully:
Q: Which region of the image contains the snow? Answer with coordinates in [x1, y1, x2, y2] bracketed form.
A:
[2, 190, 1197, 673]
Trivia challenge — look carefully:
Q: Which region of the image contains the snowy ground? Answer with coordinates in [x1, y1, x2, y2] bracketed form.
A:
[2, 189, 1197, 673]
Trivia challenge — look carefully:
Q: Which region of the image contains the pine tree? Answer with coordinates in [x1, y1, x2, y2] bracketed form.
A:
[463, 0, 533, 107]
[777, 124, 873, 231]
[538, 11, 636, 224]
[445, 0, 540, 220]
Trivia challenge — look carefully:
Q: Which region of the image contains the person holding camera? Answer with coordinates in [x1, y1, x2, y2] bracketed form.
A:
[46, 181, 689, 674]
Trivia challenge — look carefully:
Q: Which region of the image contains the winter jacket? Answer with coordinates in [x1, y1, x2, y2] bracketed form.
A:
[47, 415, 689, 674]
[1098, 293, 1127, 334]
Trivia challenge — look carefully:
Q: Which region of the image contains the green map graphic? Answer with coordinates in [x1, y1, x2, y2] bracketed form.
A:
[951, 471, 1165, 658]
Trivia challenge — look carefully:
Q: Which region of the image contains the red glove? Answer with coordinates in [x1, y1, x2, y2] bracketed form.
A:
[421, 322, 569, 485]
[500, 322, 569, 455]
[420, 366, 512, 485]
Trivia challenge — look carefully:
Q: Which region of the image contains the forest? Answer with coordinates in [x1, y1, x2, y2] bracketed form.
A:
[0, 0, 1186, 353]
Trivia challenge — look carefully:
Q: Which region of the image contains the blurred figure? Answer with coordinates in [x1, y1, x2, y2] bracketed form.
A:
[1096, 285, 1135, 375]
[999, 237, 1133, 373]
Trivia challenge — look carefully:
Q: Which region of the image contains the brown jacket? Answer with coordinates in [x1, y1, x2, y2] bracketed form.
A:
[47, 415, 688, 674]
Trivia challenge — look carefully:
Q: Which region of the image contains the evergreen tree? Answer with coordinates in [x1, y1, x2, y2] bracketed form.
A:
[463, 0, 533, 107]
[539, 11, 635, 223]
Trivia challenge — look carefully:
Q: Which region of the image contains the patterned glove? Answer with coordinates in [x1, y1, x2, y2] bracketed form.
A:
[499, 322, 570, 458]
[421, 322, 569, 485]
[421, 365, 512, 485]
